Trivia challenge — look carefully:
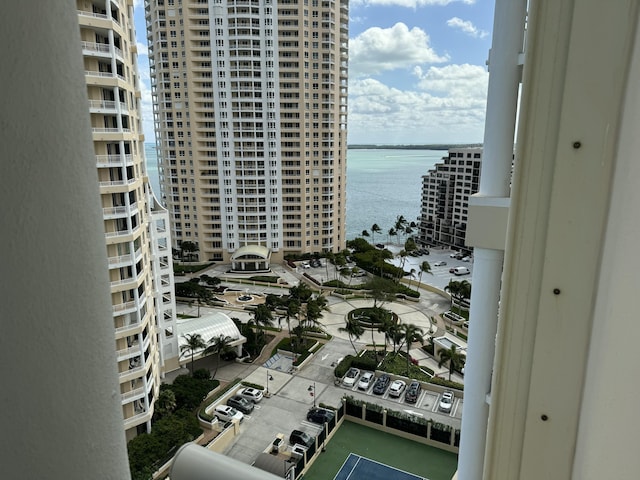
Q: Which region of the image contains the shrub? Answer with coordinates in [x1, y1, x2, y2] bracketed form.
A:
[127, 408, 202, 479]
[428, 376, 464, 391]
[163, 374, 219, 411]
[334, 355, 355, 378]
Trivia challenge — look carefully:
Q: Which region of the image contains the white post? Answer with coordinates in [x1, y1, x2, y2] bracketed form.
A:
[458, 0, 528, 478]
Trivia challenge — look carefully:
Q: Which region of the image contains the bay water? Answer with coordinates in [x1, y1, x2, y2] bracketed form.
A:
[144, 145, 444, 242]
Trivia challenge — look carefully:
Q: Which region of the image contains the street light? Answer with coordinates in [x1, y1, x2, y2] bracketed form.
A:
[266, 371, 274, 396]
[308, 382, 316, 408]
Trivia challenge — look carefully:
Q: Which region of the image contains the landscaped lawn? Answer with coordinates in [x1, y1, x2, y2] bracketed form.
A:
[302, 420, 458, 480]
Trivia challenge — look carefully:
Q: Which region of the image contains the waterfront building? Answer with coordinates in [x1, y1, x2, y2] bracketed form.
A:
[77, 0, 180, 440]
[418, 147, 483, 251]
[144, 0, 349, 265]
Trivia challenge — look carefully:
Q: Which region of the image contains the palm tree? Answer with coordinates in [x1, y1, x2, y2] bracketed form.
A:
[416, 260, 432, 291]
[155, 389, 177, 418]
[396, 249, 408, 280]
[286, 299, 301, 353]
[388, 227, 397, 245]
[400, 323, 425, 375]
[361, 229, 370, 238]
[438, 344, 466, 381]
[253, 304, 274, 343]
[180, 333, 206, 374]
[445, 280, 471, 314]
[339, 317, 365, 355]
[371, 223, 382, 243]
[205, 334, 233, 377]
[180, 241, 199, 262]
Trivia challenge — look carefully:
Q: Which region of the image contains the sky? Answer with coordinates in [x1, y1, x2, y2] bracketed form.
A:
[133, 0, 494, 145]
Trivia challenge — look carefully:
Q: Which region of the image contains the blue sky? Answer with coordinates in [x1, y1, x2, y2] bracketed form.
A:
[133, 0, 494, 145]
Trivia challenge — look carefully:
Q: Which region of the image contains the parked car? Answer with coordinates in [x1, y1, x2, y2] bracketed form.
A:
[342, 367, 360, 387]
[357, 371, 375, 390]
[388, 379, 406, 398]
[214, 405, 244, 423]
[237, 387, 264, 403]
[433, 261, 447, 267]
[451, 266, 470, 276]
[306, 407, 335, 424]
[227, 395, 254, 414]
[289, 429, 314, 448]
[405, 380, 422, 404]
[439, 391, 454, 413]
[461, 256, 472, 262]
[372, 374, 391, 395]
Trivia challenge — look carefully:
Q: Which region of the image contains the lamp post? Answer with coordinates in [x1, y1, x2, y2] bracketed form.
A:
[266, 370, 274, 396]
[308, 382, 316, 408]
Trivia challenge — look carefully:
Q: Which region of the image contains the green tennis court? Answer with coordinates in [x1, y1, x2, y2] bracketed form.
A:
[302, 421, 458, 480]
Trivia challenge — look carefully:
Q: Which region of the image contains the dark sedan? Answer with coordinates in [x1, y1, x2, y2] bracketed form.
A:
[227, 395, 254, 414]
[372, 374, 391, 395]
[306, 407, 335, 424]
[405, 380, 422, 404]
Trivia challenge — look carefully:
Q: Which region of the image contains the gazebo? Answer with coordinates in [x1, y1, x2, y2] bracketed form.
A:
[230, 244, 271, 273]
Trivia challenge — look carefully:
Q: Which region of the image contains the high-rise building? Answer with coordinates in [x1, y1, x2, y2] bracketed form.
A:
[145, 0, 349, 265]
[418, 147, 483, 250]
[77, 0, 180, 440]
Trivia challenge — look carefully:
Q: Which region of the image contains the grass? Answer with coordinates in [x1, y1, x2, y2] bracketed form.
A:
[302, 420, 458, 480]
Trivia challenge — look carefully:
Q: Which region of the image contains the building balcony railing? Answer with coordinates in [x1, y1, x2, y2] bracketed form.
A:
[89, 99, 128, 112]
[84, 70, 126, 82]
[121, 387, 145, 404]
[112, 300, 137, 315]
[123, 409, 152, 429]
[108, 253, 133, 267]
[95, 154, 133, 167]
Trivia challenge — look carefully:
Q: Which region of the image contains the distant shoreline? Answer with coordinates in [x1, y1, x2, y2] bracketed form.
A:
[347, 144, 482, 150]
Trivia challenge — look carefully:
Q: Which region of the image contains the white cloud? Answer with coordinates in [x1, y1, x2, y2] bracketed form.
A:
[136, 42, 149, 56]
[446, 17, 489, 38]
[350, 23, 448, 76]
[347, 64, 488, 143]
[351, 0, 474, 7]
[413, 63, 488, 98]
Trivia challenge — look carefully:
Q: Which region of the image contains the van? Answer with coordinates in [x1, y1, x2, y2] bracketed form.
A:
[453, 266, 470, 276]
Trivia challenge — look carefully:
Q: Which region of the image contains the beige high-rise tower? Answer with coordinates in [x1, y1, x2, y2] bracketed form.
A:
[145, 0, 348, 265]
[77, 0, 180, 440]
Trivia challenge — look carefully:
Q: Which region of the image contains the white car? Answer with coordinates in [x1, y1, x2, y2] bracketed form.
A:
[237, 387, 264, 403]
[439, 391, 454, 413]
[433, 261, 447, 267]
[388, 379, 406, 398]
[214, 405, 244, 423]
[357, 371, 375, 390]
[342, 367, 360, 387]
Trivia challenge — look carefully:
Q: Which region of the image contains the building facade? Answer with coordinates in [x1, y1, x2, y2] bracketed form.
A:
[145, 0, 348, 265]
[418, 147, 482, 250]
[77, 0, 179, 440]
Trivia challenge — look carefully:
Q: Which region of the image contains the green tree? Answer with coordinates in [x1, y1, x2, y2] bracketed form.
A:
[365, 276, 397, 309]
[438, 344, 466, 381]
[416, 260, 432, 292]
[285, 299, 301, 353]
[361, 229, 370, 238]
[205, 334, 234, 377]
[396, 249, 408, 280]
[339, 317, 365, 355]
[445, 280, 472, 314]
[154, 389, 177, 419]
[179, 333, 206, 375]
[388, 227, 397, 245]
[252, 304, 274, 343]
[180, 241, 199, 262]
[371, 223, 382, 243]
[400, 323, 425, 375]
[289, 283, 313, 303]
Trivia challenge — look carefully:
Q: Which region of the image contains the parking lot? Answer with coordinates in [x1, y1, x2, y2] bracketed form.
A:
[221, 338, 462, 466]
[336, 371, 463, 419]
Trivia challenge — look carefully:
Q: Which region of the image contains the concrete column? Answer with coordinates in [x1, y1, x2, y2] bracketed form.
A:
[0, 3, 131, 478]
[458, 0, 528, 477]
